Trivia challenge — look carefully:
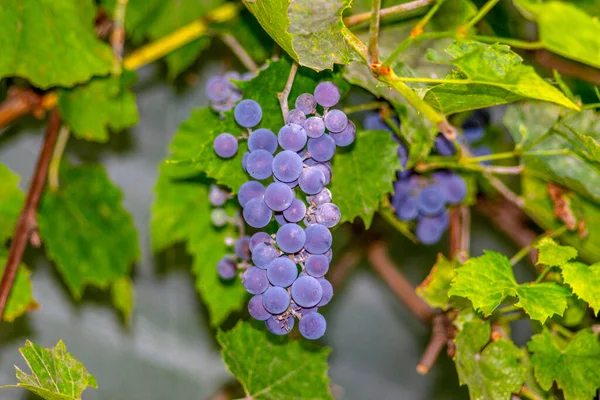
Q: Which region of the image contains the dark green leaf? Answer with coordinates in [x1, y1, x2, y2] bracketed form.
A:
[0, 163, 25, 243]
[218, 321, 333, 399]
[561, 261, 600, 316]
[0, 253, 38, 323]
[534, 237, 578, 267]
[416, 254, 456, 310]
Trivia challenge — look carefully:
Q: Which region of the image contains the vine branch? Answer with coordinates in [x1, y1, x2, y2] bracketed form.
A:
[110, 0, 128, 75]
[277, 62, 298, 121]
[368, 0, 382, 66]
[220, 33, 258, 73]
[343, 0, 435, 27]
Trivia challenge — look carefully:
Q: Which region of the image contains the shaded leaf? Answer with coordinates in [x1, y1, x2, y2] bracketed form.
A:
[416, 254, 457, 310]
[561, 261, 600, 316]
[0, 163, 25, 243]
[111, 277, 134, 324]
[218, 321, 333, 399]
[534, 237, 578, 267]
[0, 253, 38, 322]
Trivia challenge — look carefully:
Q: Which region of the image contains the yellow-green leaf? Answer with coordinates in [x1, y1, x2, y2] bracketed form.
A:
[561, 261, 600, 316]
[534, 237, 578, 267]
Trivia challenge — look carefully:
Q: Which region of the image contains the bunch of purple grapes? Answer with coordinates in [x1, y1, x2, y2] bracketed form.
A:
[213, 82, 353, 340]
[205, 71, 255, 113]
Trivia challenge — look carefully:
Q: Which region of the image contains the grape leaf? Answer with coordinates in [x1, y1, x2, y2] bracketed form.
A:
[534, 237, 578, 267]
[422, 41, 579, 113]
[151, 170, 247, 326]
[1, 340, 97, 400]
[111, 277, 134, 324]
[0, 163, 25, 243]
[514, 0, 600, 69]
[448, 251, 570, 323]
[329, 129, 400, 228]
[242, 0, 352, 71]
[217, 321, 333, 400]
[57, 71, 139, 142]
[0, 0, 113, 89]
[561, 261, 600, 316]
[417, 254, 457, 310]
[38, 164, 139, 299]
[454, 316, 525, 400]
[0, 253, 38, 322]
[528, 328, 600, 400]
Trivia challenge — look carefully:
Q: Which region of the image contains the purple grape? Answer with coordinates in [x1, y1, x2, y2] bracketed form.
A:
[234, 99, 262, 128]
[416, 216, 445, 245]
[324, 109, 348, 133]
[307, 134, 336, 162]
[213, 133, 238, 158]
[274, 175, 299, 189]
[398, 143, 410, 179]
[238, 181, 265, 208]
[433, 171, 467, 204]
[307, 188, 332, 206]
[313, 162, 332, 185]
[242, 198, 272, 228]
[299, 167, 326, 195]
[246, 149, 274, 180]
[291, 275, 323, 307]
[287, 109, 307, 125]
[234, 236, 251, 260]
[317, 278, 333, 306]
[304, 116, 325, 138]
[267, 257, 298, 287]
[433, 209, 450, 231]
[278, 124, 308, 152]
[217, 257, 236, 279]
[283, 198, 307, 223]
[248, 295, 271, 321]
[262, 286, 291, 314]
[305, 255, 329, 278]
[299, 312, 326, 340]
[272, 150, 304, 182]
[472, 145, 492, 165]
[417, 185, 446, 216]
[295, 93, 317, 115]
[209, 185, 229, 206]
[332, 120, 356, 147]
[324, 248, 333, 262]
[242, 266, 269, 294]
[265, 315, 294, 335]
[248, 128, 278, 154]
[252, 243, 279, 269]
[211, 92, 241, 113]
[314, 82, 340, 108]
[274, 212, 287, 225]
[206, 76, 233, 103]
[395, 195, 418, 221]
[276, 223, 306, 254]
[462, 117, 485, 143]
[315, 203, 341, 228]
[304, 224, 332, 254]
[363, 113, 389, 131]
[264, 182, 294, 212]
[435, 134, 456, 156]
[242, 152, 249, 172]
[292, 303, 318, 316]
[249, 232, 272, 252]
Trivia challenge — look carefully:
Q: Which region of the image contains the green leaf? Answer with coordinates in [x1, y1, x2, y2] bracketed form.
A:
[0, 163, 25, 243]
[534, 237, 578, 266]
[416, 254, 457, 310]
[514, 0, 600, 69]
[2, 340, 97, 400]
[111, 277, 134, 324]
[152, 170, 246, 326]
[0, 253, 38, 322]
[561, 261, 600, 316]
[0, 0, 113, 89]
[454, 316, 525, 400]
[422, 41, 579, 113]
[528, 328, 600, 400]
[448, 251, 570, 323]
[58, 71, 139, 142]
[329, 130, 400, 228]
[38, 164, 139, 299]
[243, 0, 352, 71]
[218, 321, 333, 399]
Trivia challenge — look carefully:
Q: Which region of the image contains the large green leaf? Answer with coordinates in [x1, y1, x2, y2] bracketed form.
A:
[534, 237, 578, 267]
[454, 316, 525, 400]
[2, 340, 97, 400]
[218, 322, 333, 399]
[0, 253, 38, 323]
[0, 0, 113, 88]
[58, 71, 139, 142]
[528, 329, 600, 400]
[561, 261, 600, 316]
[448, 251, 570, 323]
[38, 164, 139, 298]
[329, 129, 400, 228]
[242, 0, 352, 71]
[416, 254, 457, 310]
[0, 164, 25, 243]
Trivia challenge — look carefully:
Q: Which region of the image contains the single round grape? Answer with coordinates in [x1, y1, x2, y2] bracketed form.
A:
[305, 255, 329, 278]
[213, 133, 238, 158]
[274, 175, 299, 189]
[307, 188, 332, 206]
[276, 223, 306, 254]
[248, 128, 277, 154]
[332, 120, 356, 147]
[324, 109, 348, 133]
[211, 209, 229, 227]
[274, 212, 287, 225]
[304, 116, 325, 139]
[262, 286, 291, 314]
[417, 185, 446, 216]
[242, 198, 273, 228]
[472, 145, 492, 165]
[299, 312, 326, 340]
[267, 257, 298, 287]
[246, 149, 274, 180]
[249, 231, 272, 252]
[314, 82, 340, 108]
[217, 257, 236, 279]
[304, 224, 332, 254]
[238, 181, 265, 208]
[209, 185, 229, 206]
[433, 209, 450, 231]
[242, 266, 269, 294]
[248, 295, 271, 321]
[392, 179, 411, 203]
[462, 117, 485, 143]
[295, 93, 317, 115]
[433, 171, 467, 205]
[234, 99, 262, 128]
[315, 203, 341, 228]
[283, 198, 307, 223]
[272, 150, 303, 183]
[278, 123, 308, 152]
[416, 216, 445, 245]
[241, 152, 249, 172]
[307, 134, 336, 162]
[363, 113, 389, 131]
[264, 182, 294, 212]
[323, 248, 333, 262]
[235, 236, 251, 260]
[317, 278, 333, 306]
[206, 76, 233, 103]
[299, 167, 326, 195]
[265, 315, 294, 335]
[287, 109, 307, 125]
[395, 195, 418, 221]
[252, 243, 279, 269]
[313, 162, 332, 185]
[291, 275, 323, 307]
[435, 134, 456, 156]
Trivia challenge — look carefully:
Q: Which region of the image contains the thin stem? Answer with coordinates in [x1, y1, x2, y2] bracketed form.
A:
[471, 35, 544, 49]
[486, 174, 525, 208]
[381, 114, 411, 149]
[110, 0, 128, 75]
[341, 101, 387, 114]
[520, 386, 546, 400]
[459, 0, 501, 33]
[382, 31, 450, 67]
[368, 0, 382, 66]
[341, 26, 368, 63]
[343, 0, 435, 27]
[379, 206, 418, 243]
[277, 62, 298, 121]
[220, 33, 258, 73]
[48, 126, 70, 191]
[411, 0, 446, 37]
[534, 266, 554, 283]
[552, 323, 574, 339]
[509, 225, 569, 265]
[463, 151, 517, 163]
